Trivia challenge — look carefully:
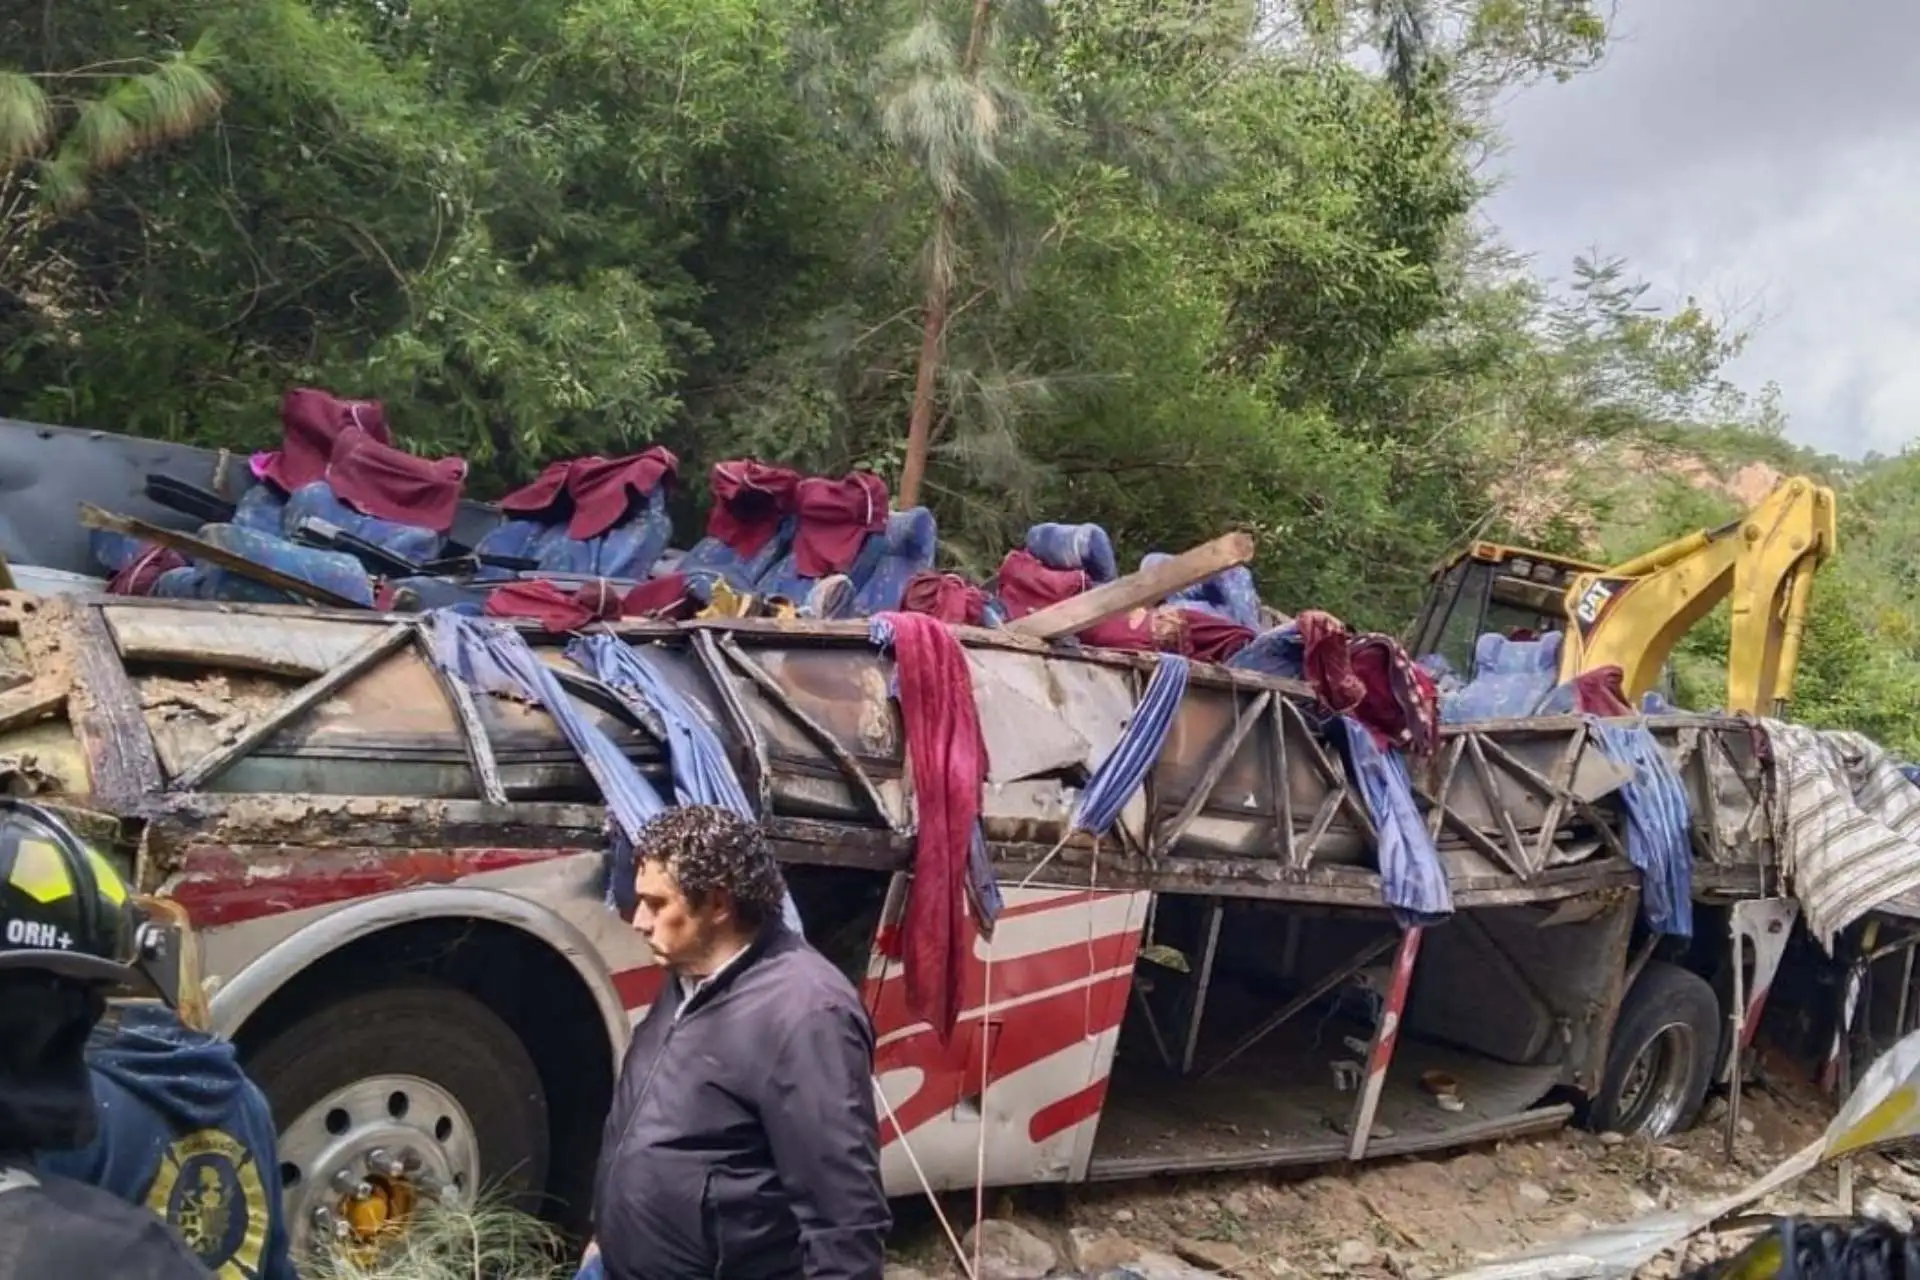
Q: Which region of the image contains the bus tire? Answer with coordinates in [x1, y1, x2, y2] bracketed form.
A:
[246, 982, 551, 1258]
[1586, 961, 1721, 1139]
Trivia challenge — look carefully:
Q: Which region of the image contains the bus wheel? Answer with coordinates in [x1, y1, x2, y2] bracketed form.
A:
[245, 982, 550, 1266]
[1587, 961, 1721, 1139]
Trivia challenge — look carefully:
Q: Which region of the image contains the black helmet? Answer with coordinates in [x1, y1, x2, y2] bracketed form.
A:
[0, 797, 160, 997]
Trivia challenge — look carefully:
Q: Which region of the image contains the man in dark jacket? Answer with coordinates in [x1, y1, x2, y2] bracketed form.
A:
[589, 805, 890, 1280]
[0, 797, 213, 1279]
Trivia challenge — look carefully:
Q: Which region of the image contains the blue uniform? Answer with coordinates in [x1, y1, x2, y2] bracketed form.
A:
[36, 1005, 294, 1280]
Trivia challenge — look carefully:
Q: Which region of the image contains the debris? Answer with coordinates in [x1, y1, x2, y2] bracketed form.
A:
[1860, 1187, 1913, 1232]
[0, 676, 67, 735]
[0, 753, 55, 796]
[1139, 944, 1190, 972]
[140, 674, 242, 720]
[963, 1220, 1057, 1280]
[1333, 1239, 1377, 1269]
[877, 936, 1845, 1280]
[1357, 1187, 1428, 1253]
[1069, 1230, 1169, 1273]
[1421, 1070, 1465, 1112]
[1174, 1236, 1252, 1275]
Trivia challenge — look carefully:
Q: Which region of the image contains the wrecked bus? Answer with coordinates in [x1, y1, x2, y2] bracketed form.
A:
[0, 407, 1870, 1261]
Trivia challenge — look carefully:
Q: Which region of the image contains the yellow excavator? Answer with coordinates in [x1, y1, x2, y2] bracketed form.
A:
[1406, 476, 1839, 715]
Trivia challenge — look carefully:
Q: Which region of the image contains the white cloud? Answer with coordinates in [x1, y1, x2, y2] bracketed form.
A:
[1483, 0, 1920, 459]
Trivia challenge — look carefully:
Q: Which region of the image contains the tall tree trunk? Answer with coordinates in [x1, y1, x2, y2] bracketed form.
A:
[897, 0, 993, 510]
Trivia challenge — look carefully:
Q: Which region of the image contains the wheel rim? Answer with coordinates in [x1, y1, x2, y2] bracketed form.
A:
[276, 1073, 480, 1266]
[1614, 1020, 1696, 1137]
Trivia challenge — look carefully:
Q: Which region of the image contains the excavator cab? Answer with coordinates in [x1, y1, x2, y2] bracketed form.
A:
[1407, 542, 1600, 678]
[1406, 476, 1838, 717]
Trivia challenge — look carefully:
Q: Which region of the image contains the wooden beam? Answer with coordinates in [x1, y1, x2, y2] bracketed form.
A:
[67, 603, 165, 808]
[1007, 531, 1256, 641]
[169, 622, 415, 791]
[105, 606, 380, 678]
[77, 504, 366, 609]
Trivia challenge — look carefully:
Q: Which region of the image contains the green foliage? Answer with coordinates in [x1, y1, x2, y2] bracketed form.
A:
[2, 0, 1916, 752]
[0, 35, 224, 213]
[310, 1192, 570, 1279]
[0, 73, 54, 162]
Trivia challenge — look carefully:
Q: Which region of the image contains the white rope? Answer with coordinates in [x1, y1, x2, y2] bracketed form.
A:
[966, 832, 1107, 1265]
[1085, 839, 1101, 1036]
[965, 835, 1072, 1267]
[1011, 831, 1107, 1035]
[872, 1080, 977, 1280]
[973, 930, 992, 1280]
[1014, 829, 1076, 892]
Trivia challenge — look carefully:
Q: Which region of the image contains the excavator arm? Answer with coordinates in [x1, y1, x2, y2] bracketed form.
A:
[1409, 475, 1838, 717]
[1559, 476, 1837, 714]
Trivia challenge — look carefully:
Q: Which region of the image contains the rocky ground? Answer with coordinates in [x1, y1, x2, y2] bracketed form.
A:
[885, 1049, 1920, 1280]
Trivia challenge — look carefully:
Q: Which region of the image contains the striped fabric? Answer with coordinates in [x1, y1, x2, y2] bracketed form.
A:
[565, 633, 805, 935]
[1339, 716, 1454, 927]
[1765, 719, 1920, 949]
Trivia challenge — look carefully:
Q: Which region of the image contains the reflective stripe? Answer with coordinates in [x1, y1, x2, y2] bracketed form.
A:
[9, 838, 73, 904]
[85, 849, 128, 905]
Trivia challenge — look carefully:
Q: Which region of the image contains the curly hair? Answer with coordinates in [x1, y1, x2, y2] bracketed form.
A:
[632, 806, 786, 927]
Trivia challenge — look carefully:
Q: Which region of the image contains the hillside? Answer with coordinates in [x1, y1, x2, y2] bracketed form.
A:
[1491, 426, 1920, 757]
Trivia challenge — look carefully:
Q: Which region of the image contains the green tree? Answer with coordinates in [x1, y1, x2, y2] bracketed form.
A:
[17, 0, 1920, 763]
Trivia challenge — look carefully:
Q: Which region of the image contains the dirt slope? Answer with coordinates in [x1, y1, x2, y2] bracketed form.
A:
[1493, 441, 1786, 550]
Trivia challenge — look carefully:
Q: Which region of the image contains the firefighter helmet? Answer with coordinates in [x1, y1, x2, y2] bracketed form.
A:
[0, 797, 157, 996]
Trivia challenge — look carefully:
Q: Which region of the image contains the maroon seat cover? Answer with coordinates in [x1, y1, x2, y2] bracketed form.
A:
[792, 472, 888, 577]
[706, 460, 803, 558]
[498, 447, 680, 540]
[902, 571, 989, 626]
[259, 387, 392, 494]
[324, 425, 467, 534]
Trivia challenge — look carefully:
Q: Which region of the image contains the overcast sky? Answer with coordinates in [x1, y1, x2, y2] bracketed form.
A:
[1482, 0, 1920, 461]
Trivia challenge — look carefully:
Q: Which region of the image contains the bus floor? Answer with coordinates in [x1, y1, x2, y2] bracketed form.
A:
[1084, 1001, 1573, 1180]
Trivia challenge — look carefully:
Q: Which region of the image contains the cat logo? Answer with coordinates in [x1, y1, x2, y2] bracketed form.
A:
[145, 1128, 269, 1279]
[1572, 577, 1630, 636]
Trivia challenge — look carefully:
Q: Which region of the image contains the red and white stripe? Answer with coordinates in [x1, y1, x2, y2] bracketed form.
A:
[864, 883, 1149, 1188]
[168, 846, 1147, 1194]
